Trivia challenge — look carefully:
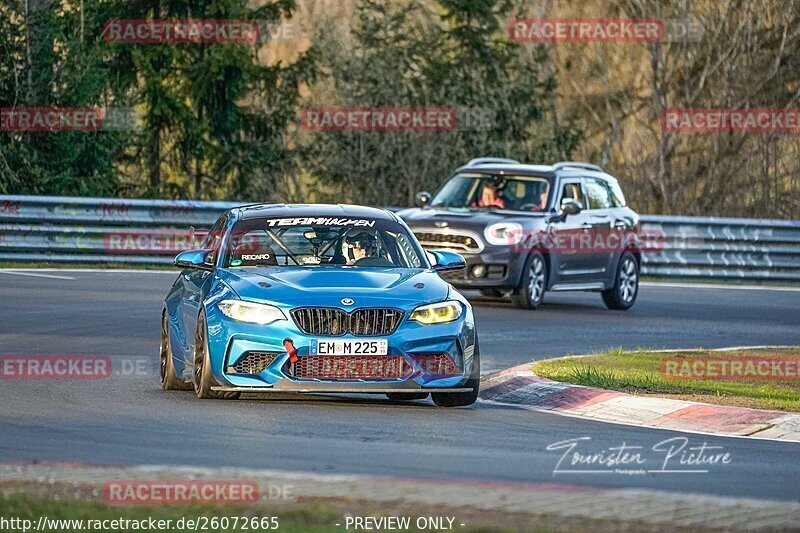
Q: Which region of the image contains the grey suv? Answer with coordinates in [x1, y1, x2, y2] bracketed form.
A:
[398, 158, 641, 310]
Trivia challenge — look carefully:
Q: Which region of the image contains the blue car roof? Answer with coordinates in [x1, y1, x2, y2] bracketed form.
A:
[236, 203, 397, 221]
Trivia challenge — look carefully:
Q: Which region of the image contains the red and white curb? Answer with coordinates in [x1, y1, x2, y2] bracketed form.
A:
[480, 360, 800, 442]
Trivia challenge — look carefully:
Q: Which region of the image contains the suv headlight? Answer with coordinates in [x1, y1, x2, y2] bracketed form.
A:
[217, 299, 286, 325]
[409, 301, 463, 325]
[485, 222, 523, 246]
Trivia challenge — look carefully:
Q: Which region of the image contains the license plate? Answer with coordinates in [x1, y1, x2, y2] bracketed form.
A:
[310, 339, 388, 356]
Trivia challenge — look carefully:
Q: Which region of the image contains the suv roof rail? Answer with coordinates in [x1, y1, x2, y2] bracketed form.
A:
[552, 161, 604, 173]
[465, 157, 520, 167]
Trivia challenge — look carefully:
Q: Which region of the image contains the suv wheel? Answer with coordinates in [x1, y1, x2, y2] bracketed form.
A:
[512, 252, 546, 310]
[602, 253, 639, 310]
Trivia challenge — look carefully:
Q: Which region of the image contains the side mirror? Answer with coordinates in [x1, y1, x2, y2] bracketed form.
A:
[427, 250, 466, 272]
[561, 199, 583, 216]
[175, 249, 213, 270]
[415, 191, 432, 208]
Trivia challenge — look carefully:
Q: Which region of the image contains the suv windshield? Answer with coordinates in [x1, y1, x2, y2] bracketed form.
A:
[432, 173, 551, 211]
[223, 216, 426, 269]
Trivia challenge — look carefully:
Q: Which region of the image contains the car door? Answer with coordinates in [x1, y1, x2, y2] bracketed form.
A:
[547, 178, 595, 283]
[581, 177, 616, 278]
[179, 215, 225, 364]
[603, 176, 637, 281]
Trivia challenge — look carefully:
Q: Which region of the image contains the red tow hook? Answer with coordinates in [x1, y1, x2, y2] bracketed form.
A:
[283, 338, 299, 363]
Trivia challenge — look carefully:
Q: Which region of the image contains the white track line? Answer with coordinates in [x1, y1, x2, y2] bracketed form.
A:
[0, 270, 76, 280]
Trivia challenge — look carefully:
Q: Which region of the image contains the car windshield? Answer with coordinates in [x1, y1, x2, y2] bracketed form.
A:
[223, 216, 426, 269]
[432, 173, 551, 211]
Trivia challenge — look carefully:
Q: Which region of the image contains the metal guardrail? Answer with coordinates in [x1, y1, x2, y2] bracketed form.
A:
[1, 195, 799, 283]
[640, 215, 800, 283]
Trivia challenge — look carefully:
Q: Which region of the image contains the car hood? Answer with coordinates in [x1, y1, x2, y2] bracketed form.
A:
[216, 266, 451, 308]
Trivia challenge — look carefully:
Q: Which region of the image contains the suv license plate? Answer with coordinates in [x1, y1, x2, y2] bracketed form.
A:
[310, 339, 388, 356]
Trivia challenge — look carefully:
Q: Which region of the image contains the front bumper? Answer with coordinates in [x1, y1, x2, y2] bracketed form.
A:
[205, 304, 476, 393]
[439, 248, 528, 290]
[210, 383, 475, 394]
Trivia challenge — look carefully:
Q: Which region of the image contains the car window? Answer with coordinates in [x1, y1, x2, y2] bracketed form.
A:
[201, 215, 227, 265]
[607, 179, 627, 207]
[223, 217, 426, 269]
[432, 173, 551, 211]
[201, 216, 225, 249]
[584, 178, 612, 210]
[560, 182, 583, 207]
[396, 232, 423, 268]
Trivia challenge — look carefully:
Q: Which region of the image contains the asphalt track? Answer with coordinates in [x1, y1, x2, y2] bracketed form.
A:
[0, 270, 798, 502]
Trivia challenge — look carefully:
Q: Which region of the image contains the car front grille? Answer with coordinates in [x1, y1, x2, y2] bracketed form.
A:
[350, 308, 404, 336]
[291, 307, 403, 336]
[294, 355, 412, 380]
[233, 351, 280, 374]
[414, 231, 483, 253]
[413, 354, 459, 375]
[291, 307, 347, 336]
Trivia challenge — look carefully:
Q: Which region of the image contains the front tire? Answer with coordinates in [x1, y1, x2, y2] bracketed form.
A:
[602, 252, 639, 310]
[431, 341, 480, 407]
[512, 251, 546, 310]
[193, 311, 240, 400]
[160, 312, 191, 390]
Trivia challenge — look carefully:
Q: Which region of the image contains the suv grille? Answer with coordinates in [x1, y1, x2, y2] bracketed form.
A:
[295, 355, 411, 380]
[233, 351, 280, 374]
[291, 308, 403, 336]
[414, 231, 482, 253]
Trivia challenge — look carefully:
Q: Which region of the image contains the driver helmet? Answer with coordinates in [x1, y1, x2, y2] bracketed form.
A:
[342, 230, 380, 263]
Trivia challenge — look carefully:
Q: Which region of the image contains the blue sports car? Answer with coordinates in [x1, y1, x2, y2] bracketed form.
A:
[160, 204, 480, 407]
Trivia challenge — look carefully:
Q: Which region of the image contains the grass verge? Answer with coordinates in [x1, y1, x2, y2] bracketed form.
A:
[532, 347, 800, 412]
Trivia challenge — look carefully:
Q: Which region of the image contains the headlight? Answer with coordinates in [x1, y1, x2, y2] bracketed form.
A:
[409, 301, 463, 325]
[217, 299, 286, 325]
[484, 222, 523, 246]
